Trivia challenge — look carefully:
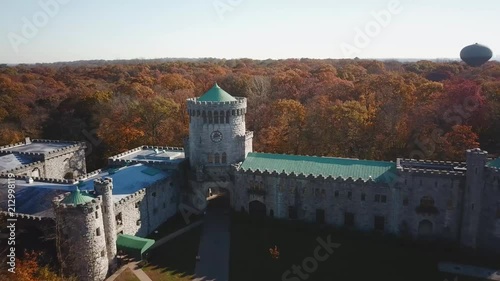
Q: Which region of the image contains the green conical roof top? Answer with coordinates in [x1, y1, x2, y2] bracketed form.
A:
[61, 187, 95, 205]
[198, 83, 236, 102]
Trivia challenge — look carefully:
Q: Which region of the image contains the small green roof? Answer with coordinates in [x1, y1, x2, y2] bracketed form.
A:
[117, 234, 155, 258]
[240, 152, 397, 183]
[488, 158, 500, 168]
[61, 187, 95, 205]
[197, 83, 237, 102]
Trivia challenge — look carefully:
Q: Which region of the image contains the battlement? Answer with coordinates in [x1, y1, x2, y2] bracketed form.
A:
[0, 160, 44, 176]
[75, 169, 104, 180]
[467, 148, 488, 155]
[109, 146, 184, 160]
[187, 97, 246, 107]
[114, 188, 147, 207]
[0, 211, 55, 221]
[53, 191, 101, 209]
[0, 173, 77, 184]
[397, 158, 467, 175]
[0, 140, 26, 151]
[0, 138, 85, 158]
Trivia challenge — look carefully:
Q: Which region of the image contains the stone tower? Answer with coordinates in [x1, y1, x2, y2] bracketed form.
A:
[53, 188, 108, 281]
[461, 148, 487, 249]
[186, 84, 253, 207]
[94, 177, 117, 272]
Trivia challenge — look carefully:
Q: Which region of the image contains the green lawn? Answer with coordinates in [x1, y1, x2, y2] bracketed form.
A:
[142, 227, 202, 281]
[229, 213, 498, 281]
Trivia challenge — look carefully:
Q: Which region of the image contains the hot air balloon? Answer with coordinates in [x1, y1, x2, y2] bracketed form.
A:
[460, 43, 493, 67]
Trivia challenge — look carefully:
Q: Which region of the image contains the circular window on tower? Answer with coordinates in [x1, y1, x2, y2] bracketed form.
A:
[210, 130, 223, 143]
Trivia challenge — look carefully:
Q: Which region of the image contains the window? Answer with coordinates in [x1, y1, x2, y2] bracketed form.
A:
[101, 250, 105, 257]
[288, 206, 298, 220]
[316, 209, 325, 224]
[347, 191, 352, 200]
[270, 209, 274, 217]
[334, 191, 339, 198]
[202, 111, 207, 123]
[447, 199, 454, 210]
[374, 216, 385, 231]
[420, 196, 435, 208]
[220, 110, 224, 123]
[344, 212, 355, 227]
[232, 109, 235, 116]
[214, 153, 220, 164]
[496, 203, 500, 219]
[381, 195, 387, 203]
[136, 219, 141, 226]
[208, 153, 214, 164]
[214, 111, 219, 124]
[361, 193, 366, 201]
[152, 192, 156, 197]
[208, 111, 213, 123]
[153, 208, 158, 214]
[222, 152, 227, 164]
[403, 198, 409, 206]
[163, 202, 166, 209]
[135, 202, 140, 208]
[375, 194, 380, 202]
[96, 227, 101, 236]
[116, 213, 123, 226]
[95, 211, 99, 219]
[226, 111, 230, 123]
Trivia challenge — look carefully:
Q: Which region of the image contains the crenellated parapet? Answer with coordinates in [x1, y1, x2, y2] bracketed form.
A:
[114, 188, 147, 208]
[0, 160, 45, 176]
[0, 211, 55, 221]
[187, 97, 246, 107]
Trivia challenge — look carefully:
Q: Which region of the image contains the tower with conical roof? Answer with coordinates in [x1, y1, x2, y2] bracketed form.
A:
[53, 187, 108, 281]
[186, 84, 253, 206]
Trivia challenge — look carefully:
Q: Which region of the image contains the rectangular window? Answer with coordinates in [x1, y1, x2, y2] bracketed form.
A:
[361, 193, 366, 201]
[344, 212, 355, 227]
[374, 216, 385, 231]
[381, 195, 387, 203]
[101, 250, 105, 257]
[95, 211, 99, 219]
[116, 213, 123, 226]
[163, 202, 166, 209]
[288, 206, 298, 220]
[334, 191, 339, 198]
[403, 198, 409, 206]
[136, 219, 141, 226]
[316, 209, 325, 224]
[347, 191, 352, 200]
[96, 227, 101, 236]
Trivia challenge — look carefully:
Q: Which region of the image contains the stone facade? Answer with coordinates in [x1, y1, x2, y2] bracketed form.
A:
[53, 194, 108, 281]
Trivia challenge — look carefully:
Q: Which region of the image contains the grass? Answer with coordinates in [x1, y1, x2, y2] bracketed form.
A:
[147, 213, 202, 241]
[142, 227, 202, 281]
[229, 213, 498, 281]
[114, 268, 140, 281]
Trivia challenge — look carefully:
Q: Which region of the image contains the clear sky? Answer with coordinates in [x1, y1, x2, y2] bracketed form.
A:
[0, 0, 498, 64]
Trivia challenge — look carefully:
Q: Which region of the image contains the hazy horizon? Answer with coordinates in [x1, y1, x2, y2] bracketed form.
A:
[1, 0, 499, 64]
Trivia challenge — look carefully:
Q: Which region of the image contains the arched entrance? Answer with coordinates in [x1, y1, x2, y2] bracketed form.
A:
[418, 220, 433, 237]
[249, 200, 266, 217]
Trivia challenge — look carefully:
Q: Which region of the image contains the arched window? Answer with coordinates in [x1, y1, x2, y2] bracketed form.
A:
[202, 111, 207, 124]
[226, 111, 230, 123]
[197, 110, 200, 117]
[213, 111, 218, 124]
[220, 111, 224, 123]
[207, 153, 214, 164]
[208, 111, 213, 124]
[222, 152, 227, 164]
[214, 153, 220, 164]
[232, 109, 235, 116]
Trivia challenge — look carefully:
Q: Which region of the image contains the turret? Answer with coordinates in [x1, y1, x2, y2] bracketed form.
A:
[461, 148, 487, 249]
[94, 177, 117, 272]
[53, 188, 108, 281]
[186, 83, 253, 169]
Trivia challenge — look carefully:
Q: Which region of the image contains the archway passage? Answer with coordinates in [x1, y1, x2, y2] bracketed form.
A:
[249, 200, 266, 217]
[418, 220, 433, 237]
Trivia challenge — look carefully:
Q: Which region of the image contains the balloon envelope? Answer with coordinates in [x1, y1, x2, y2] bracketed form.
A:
[460, 43, 493, 67]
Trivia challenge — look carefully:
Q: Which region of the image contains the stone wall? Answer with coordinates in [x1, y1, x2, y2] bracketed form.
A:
[44, 145, 87, 179]
[114, 178, 180, 237]
[53, 195, 108, 281]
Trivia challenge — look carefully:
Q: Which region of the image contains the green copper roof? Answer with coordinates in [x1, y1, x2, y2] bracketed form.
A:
[198, 83, 237, 102]
[488, 158, 500, 168]
[117, 234, 155, 259]
[61, 187, 95, 205]
[240, 152, 397, 183]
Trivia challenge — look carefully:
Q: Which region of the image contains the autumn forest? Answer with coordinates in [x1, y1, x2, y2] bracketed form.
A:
[1, 58, 499, 170]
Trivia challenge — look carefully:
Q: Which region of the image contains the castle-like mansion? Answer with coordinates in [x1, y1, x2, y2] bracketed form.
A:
[1, 84, 500, 281]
